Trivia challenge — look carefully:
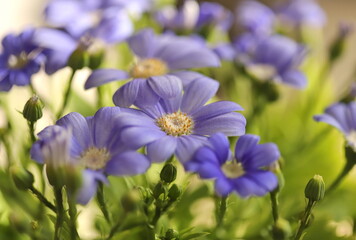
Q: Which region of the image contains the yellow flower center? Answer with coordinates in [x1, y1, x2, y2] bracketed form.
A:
[7, 52, 28, 69]
[156, 112, 194, 136]
[80, 147, 111, 170]
[130, 58, 168, 78]
[222, 162, 245, 179]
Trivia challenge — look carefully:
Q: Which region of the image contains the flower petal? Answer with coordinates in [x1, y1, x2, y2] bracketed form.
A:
[146, 136, 177, 162]
[235, 134, 260, 162]
[214, 178, 233, 196]
[128, 28, 156, 58]
[148, 75, 182, 99]
[170, 70, 207, 87]
[106, 151, 150, 175]
[120, 126, 166, 149]
[280, 70, 307, 89]
[112, 79, 142, 107]
[192, 101, 244, 121]
[208, 133, 230, 165]
[242, 143, 280, 170]
[85, 69, 129, 89]
[175, 135, 207, 163]
[76, 170, 107, 205]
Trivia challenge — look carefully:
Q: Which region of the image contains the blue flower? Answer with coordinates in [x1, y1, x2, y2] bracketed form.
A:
[0, 29, 45, 91]
[113, 77, 246, 163]
[31, 107, 150, 204]
[186, 133, 280, 197]
[277, 0, 326, 28]
[85, 28, 220, 107]
[314, 102, 356, 150]
[234, 34, 307, 89]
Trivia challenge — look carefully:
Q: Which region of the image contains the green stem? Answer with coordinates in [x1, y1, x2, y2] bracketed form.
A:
[28, 121, 36, 143]
[97, 182, 111, 224]
[67, 193, 79, 240]
[326, 160, 355, 194]
[29, 185, 56, 213]
[106, 212, 127, 240]
[97, 86, 104, 108]
[215, 196, 228, 229]
[294, 200, 315, 240]
[270, 192, 279, 224]
[56, 69, 76, 119]
[54, 187, 65, 240]
[150, 206, 162, 227]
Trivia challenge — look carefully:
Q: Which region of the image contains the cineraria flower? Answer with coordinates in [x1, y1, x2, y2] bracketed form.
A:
[186, 133, 280, 197]
[85, 28, 220, 107]
[235, 1, 275, 34]
[0, 29, 45, 91]
[114, 78, 246, 163]
[45, 0, 134, 43]
[156, 0, 233, 33]
[314, 102, 356, 150]
[234, 34, 307, 89]
[31, 107, 150, 204]
[277, 0, 326, 28]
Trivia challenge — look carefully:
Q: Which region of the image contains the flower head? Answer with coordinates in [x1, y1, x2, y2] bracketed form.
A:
[314, 102, 356, 150]
[114, 78, 246, 163]
[85, 28, 220, 107]
[186, 133, 280, 197]
[31, 107, 150, 204]
[0, 29, 45, 91]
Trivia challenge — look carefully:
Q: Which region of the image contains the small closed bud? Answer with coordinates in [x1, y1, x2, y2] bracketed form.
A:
[160, 163, 177, 183]
[67, 48, 89, 70]
[153, 182, 166, 199]
[165, 228, 179, 240]
[23, 95, 43, 122]
[168, 184, 181, 201]
[272, 218, 292, 240]
[121, 189, 141, 212]
[10, 166, 34, 190]
[88, 49, 104, 70]
[304, 175, 325, 202]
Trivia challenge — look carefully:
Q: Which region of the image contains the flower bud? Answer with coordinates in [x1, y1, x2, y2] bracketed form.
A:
[88, 49, 104, 70]
[10, 166, 34, 190]
[168, 184, 181, 201]
[304, 175, 325, 202]
[153, 182, 166, 199]
[272, 218, 291, 240]
[67, 48, 89, 70]
[121, 189, 141, 212]
[160, 163, 177, 183]
[329, 23, 353, 62]
[23, 95, 43, 122]
[165, 228, 179, 240]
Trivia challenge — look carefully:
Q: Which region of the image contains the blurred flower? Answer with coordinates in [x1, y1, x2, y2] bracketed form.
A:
[85, 28, 220, 107]
[31, 107, 150, 204]
[45, 0, 134, 43]
[114, 78, 246, 163]
[235, 34, 307, 89]
[0, 29, 45, 91]
[235, 1, 276, 34]
[186, 133, 280, 197]
[314, 102, 356, 151]
[156, 1, 232, 33]
[277, 0, 326, 28]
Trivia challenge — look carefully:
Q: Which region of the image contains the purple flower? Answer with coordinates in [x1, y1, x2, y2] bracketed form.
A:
[314, 102, 356, 150]
[45, 0, 133, 43]
[186, 133, 280, 197]
[277, 0, 326, 28]
[235, 1, 276, 34]
[156, 1, 232, 32]
[31, 107, 150, 204]
[234, 34, 307, 89]
[114, 78, 246, 163]
[85, 29, 220, 107]
[0, 29, 45, 91]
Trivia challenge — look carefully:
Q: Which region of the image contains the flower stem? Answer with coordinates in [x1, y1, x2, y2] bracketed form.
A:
[28, 185, 56, 213]
[56, 69, 76, 119]
[67, 193, 79, 240]
[270, 192, 279, 223]
[106, 212, 127, 240]
[28, 121, 36, 143]
[97, 182, 111, 224]
[327, 160, 355, 194]
[215, 196, 228, 229]
[54, 187, 65, 240]
[294, 200, 315, 240]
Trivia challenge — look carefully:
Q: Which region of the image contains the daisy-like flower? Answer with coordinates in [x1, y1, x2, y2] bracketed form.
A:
[0, 29, 45, 91]
[114, 77, 246, 163]
[85, 28, 220, 107]
[314, 102, 356, 151]
[186, 133, 280, 197]
[31, 107, 150, 204]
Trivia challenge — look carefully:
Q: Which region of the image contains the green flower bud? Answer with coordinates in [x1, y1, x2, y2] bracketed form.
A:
[304, 175, 325, 202]
[67, 48, 89, 70]
[168, 184, 181, 201]
[121, 189, 141, 212]
[153, 182, 166, 199]
[160, 163, 177, 183]
[10, 166, 34, 190]
[165, 228, 179, 240]
[88, 49, 104, 70]
[272, 218, 292, 240]
[23, 95, 43, 122]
